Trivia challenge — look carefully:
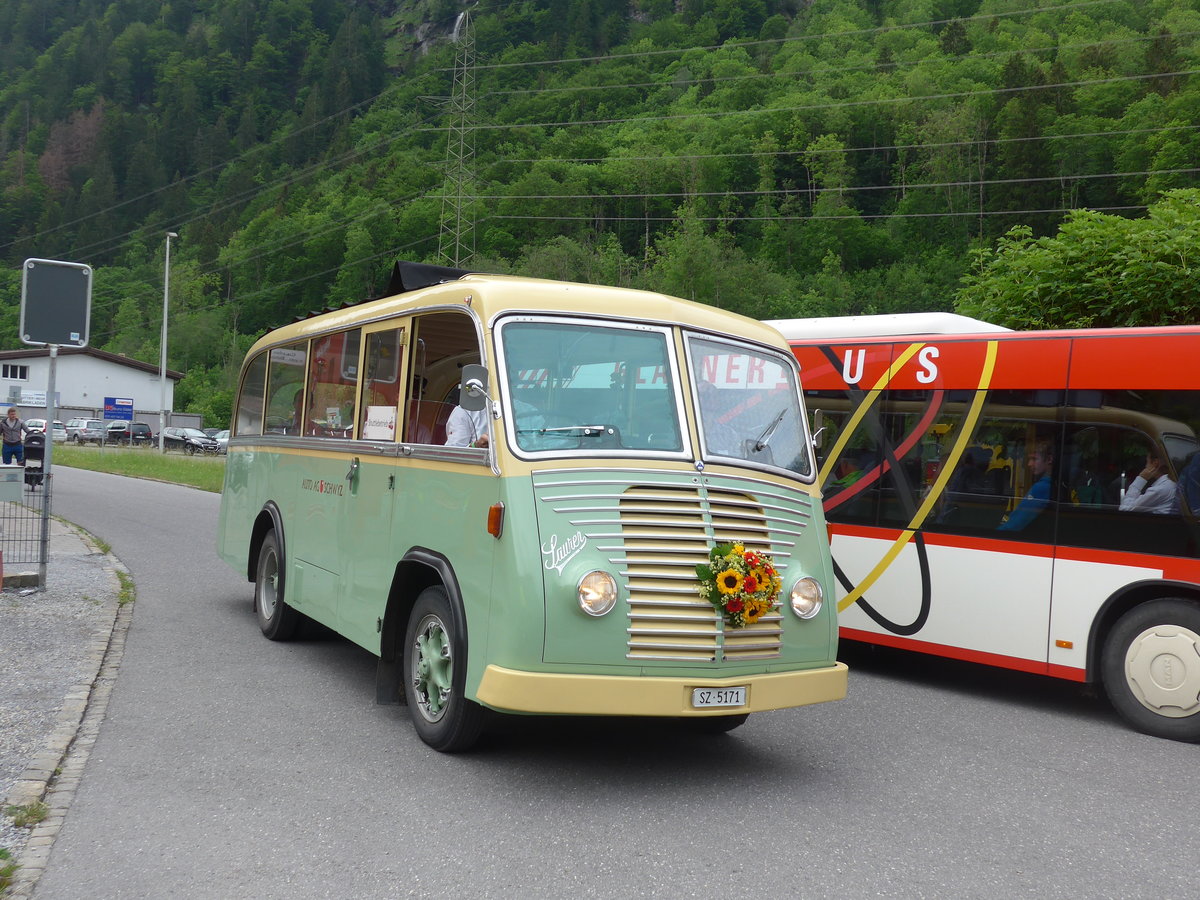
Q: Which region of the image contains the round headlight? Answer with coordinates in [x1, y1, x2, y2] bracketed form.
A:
[790, 576, 824, 619]
[578, 570, 618, 617]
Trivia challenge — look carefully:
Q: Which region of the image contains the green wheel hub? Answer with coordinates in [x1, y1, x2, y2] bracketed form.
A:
[411, 614, 453, 723]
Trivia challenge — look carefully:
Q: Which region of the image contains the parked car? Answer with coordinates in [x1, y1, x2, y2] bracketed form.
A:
[201, 428, 221, 438]
[25, 418, 67, 442]
[65, 417, 106, 444]
[214, 429, 230, 454]
[105, 421, 154, 446]
[161, 426, 221, 455]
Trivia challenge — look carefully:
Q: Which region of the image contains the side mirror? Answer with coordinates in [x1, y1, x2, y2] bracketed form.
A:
[459, 364, 489, 412]
[811, 409, 825, 449]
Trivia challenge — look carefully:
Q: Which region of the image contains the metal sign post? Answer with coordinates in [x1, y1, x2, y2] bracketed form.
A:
[20, 258, 92, 589]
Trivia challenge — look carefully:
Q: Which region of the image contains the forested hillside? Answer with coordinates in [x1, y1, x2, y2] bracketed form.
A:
[1, 0, 1198, 424]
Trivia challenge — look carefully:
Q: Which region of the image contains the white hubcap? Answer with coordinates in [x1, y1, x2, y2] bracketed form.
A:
[1124, 625, 1200, 717]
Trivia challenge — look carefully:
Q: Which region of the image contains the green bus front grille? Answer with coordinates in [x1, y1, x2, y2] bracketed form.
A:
[533, 470, 814, 663]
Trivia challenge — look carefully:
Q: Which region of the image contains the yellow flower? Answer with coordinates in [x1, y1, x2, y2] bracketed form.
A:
[732, 543, 745, 555]
[716, 569, 743, 595]
[744, 599, 770, 623]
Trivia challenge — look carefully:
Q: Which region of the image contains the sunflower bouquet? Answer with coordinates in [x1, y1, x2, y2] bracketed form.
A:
[696, 542, 782, 628]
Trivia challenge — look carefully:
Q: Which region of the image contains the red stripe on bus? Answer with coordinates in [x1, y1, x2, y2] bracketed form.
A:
[828, 523, 1200, 577]
[829, 524, 1057, 558]
[839, 627, 1088, 682]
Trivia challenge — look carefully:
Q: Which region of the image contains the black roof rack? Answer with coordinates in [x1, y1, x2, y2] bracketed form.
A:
[291, 261, 477, 323]
[380, 260, 474, 298]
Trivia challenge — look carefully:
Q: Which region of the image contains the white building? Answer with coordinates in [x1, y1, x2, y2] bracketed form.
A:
[0, 347, 198, 428]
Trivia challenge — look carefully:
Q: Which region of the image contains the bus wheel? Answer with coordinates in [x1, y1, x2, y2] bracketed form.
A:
[1102, 599, 1200, 742]
[254, 530, 299, 641]
[402, 586, 485, 752]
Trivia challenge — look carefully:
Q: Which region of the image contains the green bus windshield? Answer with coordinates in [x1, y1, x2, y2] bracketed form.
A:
[499, 320, 683, 453]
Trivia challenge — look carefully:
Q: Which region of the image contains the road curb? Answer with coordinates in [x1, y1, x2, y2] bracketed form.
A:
[3, 532, 131, 899]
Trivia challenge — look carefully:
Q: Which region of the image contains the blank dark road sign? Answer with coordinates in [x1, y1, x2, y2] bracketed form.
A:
[21, 257, 92, 347]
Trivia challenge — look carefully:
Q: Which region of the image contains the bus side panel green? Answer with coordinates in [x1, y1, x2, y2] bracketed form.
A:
[336, 457, 396, 652]
[286, 452, 351, 626]
[217, 447, 298, 578]
[474, 475, 559, 682]
[387, 460, 503, 695]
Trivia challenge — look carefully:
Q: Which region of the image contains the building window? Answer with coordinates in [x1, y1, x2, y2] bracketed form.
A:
[2, 364, 28, 381]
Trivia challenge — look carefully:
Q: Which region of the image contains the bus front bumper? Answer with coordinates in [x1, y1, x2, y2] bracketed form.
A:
[475, 662, 848, 716]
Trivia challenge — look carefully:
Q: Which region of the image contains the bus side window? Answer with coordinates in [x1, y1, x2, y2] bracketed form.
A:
[265, 342, 308, 436]
[305, 329, 360, 438]
[235, 352, 268, 436]
[406, 312, 480, 446]
[1057, 423, 1190, 554]
[358, 328, 404, 441]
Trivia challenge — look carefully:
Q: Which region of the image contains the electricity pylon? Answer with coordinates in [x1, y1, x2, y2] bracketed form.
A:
[439, 10, 475, 267]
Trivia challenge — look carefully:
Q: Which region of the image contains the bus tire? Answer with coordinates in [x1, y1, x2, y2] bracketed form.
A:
[254, 530, 299, 641]
[1102, 598, 1200, 742]
[402, 585, 485, 752]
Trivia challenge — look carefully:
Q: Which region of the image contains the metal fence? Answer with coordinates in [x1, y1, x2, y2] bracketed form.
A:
[0, 468, 50, 583]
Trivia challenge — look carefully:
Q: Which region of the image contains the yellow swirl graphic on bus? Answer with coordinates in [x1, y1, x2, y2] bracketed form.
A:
[837, 340, 999, 612]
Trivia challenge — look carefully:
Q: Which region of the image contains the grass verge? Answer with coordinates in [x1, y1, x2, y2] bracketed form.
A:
[49, 445, 224, 493]
[116, 570, 136, 606]
[4, 802, 47, 829]
[1, 846, 17, 893]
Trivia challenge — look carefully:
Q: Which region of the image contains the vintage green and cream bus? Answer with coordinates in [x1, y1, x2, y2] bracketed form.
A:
[217, 262, 846, 751]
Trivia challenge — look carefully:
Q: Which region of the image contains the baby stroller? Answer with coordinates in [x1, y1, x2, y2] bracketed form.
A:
[24, 431, 45, 489]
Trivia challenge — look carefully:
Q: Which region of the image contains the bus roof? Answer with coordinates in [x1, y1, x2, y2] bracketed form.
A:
[765, 312, 1012, 340]
[251, 264, 790, 353]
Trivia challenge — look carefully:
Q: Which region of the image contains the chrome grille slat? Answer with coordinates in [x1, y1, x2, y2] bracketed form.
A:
[626, 599, 715, 609]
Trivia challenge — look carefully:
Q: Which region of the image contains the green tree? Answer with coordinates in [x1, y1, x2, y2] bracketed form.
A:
[956, 190, 1200, 329]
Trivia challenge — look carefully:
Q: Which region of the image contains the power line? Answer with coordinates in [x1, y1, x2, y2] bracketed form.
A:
[491, 123, 1200, 165]
[1, 72, 442, 257]
[480, 31, 1193, 98]
[466, 168, 1200, 202]
[448, 0, 1123, 71]
[491, 204, 1149, 223]
[421, 68, 1200, 133]
[65, 109, 444, 264]
[85, 231, 443, 347]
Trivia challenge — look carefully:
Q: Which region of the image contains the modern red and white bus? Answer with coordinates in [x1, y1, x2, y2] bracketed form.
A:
[771, 313, 1200, 742]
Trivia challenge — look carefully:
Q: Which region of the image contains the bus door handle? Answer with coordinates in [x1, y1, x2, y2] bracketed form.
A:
[346, 457, 359, 484]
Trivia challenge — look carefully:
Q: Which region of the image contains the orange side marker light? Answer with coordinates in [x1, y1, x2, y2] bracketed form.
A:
[487, 502, 505, 538]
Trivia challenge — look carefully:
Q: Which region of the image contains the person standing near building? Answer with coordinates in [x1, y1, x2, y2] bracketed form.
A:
[2, 407, 27, 465]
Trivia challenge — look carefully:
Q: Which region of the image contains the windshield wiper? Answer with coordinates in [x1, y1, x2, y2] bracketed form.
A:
[539, 424, 613, 437]
[753, 410, 786, 451]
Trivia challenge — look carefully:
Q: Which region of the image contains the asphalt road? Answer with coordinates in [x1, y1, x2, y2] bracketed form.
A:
[35, 466, 1196, 899]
